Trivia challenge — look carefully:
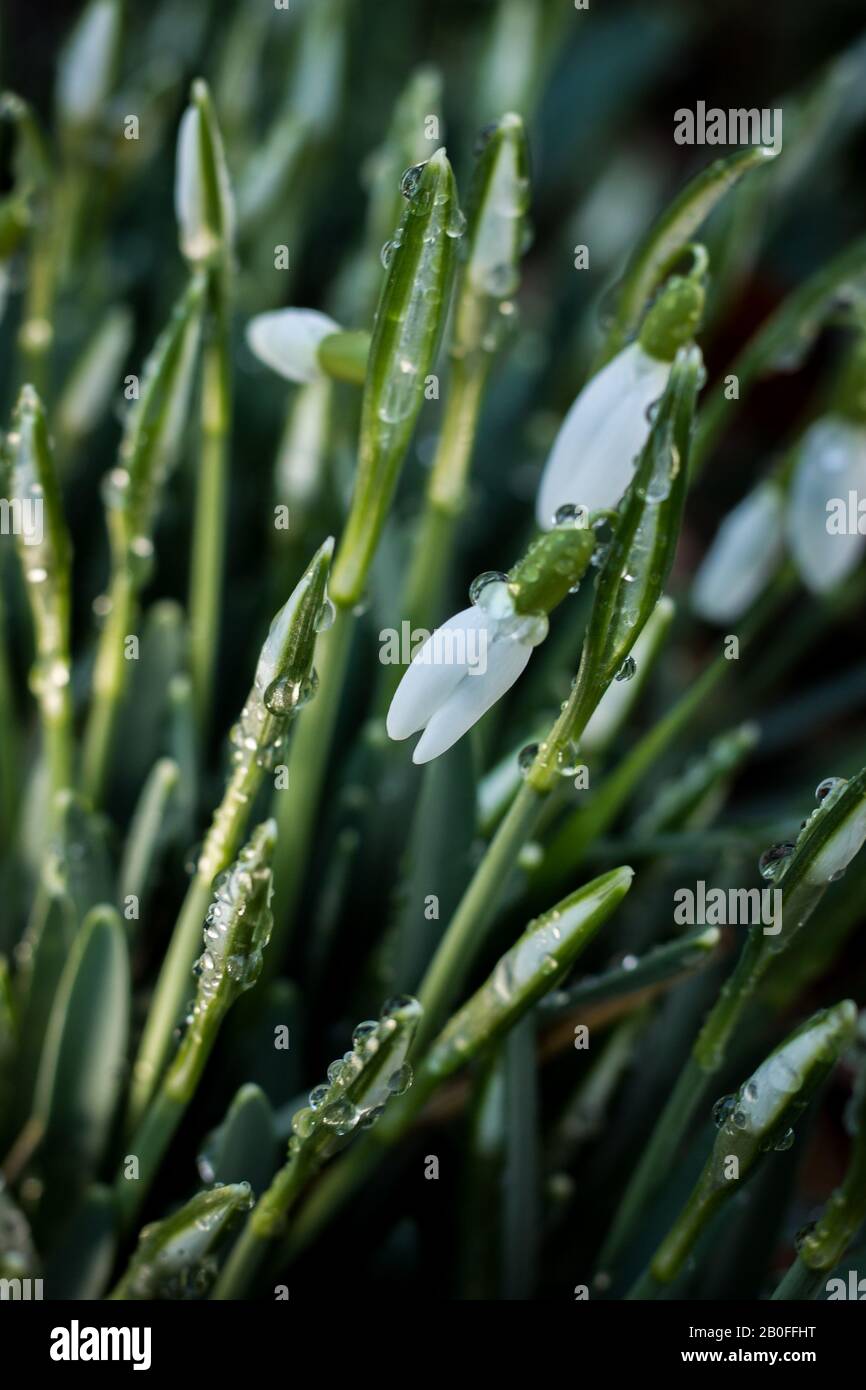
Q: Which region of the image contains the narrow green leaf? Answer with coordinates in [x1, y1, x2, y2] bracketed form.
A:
[331, 147, 462, 605]
[542, 924, 721, 1017]
[420, 866, 634, 1086]
[175, 78, 236, 266]
[45, 1184, 116, 1299]
[33, 906, 130, 1185]
[118, 758, 181, 917]
[198, 1083, 277, 1196]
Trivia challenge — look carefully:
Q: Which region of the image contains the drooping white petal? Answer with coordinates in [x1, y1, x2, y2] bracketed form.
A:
[786, 416, 866, 594]
[412, 633, 532, 764]
[386, 607, 488, 741]
[246, 309, 341, 385]
[692, 481, 785, 623]
[535, 343, 671, 528]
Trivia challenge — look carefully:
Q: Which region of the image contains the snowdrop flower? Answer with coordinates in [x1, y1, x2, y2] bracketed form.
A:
[246, 308, 341, 385]
[786, 415, 866, 594]
[692, 481, 786, 623]
[387, 578, 547, 764]
[536, 273, 704, 528]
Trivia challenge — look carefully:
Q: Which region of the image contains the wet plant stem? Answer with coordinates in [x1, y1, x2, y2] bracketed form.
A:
[414, 777, 543, 1053]
[81, 568, 135, 805]
[189, 269, 231, 737]
[269, 605, 353, 958]
[597, 933, 768, 1279]
[772, 1257, 824, 1300]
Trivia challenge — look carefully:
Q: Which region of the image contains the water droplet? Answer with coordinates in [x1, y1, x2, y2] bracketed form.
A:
[815, 776, 845, 803]
[292, 1106, 316, 1138]
[264, 670, 319, 714]
[773, 1126, 795, 1152]
[380, 238, 400, 270]
[743, 1081, 758, 1104]
[758, 841, 796, 881]
[321, 1098, 358, 1134]
[555, 743, 581, 777]
[712, 1094, 736, 1128]
[308, 1084, 329, 1109]
[518, 743, 539, 776]
[315, 597, 335, 632]
[400, 161, 428, 200]
[352, 1020, 378, 1049]
[644, 396, 662, 424]
[469, 569, 509, 604]
[553, 502, 588, 530]
[794, 1220, 817, 1252]
[447, 206, 467, 239]
[615, 656, 636, 682]
[387, 1064, 413, 1096]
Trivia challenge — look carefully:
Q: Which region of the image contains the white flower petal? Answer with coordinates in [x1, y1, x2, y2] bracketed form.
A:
[536, 343, 671, 527]
[412, 634, 532, 764]
[386, 607, 488, 741]
[692, 481, 785, 623]
[786, 416, 866, 594]
[246, 309, 341, 385]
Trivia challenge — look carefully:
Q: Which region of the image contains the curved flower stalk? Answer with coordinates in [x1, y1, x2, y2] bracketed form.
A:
[536, 267, 705, 527]
[110, 1184, 254, 1300]
[116, 820, 276, 1230]
[128, 540, 333, 1128]
[692, 480, 786, 622]
[246, 307, 370, 385]
[213, 995, 423, 1298]
[628, 1001, 857, 1298]
[387, 520, 596, 763]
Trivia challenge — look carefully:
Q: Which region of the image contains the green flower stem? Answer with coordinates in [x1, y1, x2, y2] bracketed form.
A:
[189, 270, 231, 735]
[773, 1258, 826, 1300]
[269, 602, 354, 958]
[408, 359, 488, 614]
[81, 568, 134, 804]
[414, 779, 543, 1054]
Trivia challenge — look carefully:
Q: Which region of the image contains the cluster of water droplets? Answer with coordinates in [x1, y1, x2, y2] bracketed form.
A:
[758, 777, 848, 884]
[188, 841, 274, 1031]
[285, 996, 420, 1159]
